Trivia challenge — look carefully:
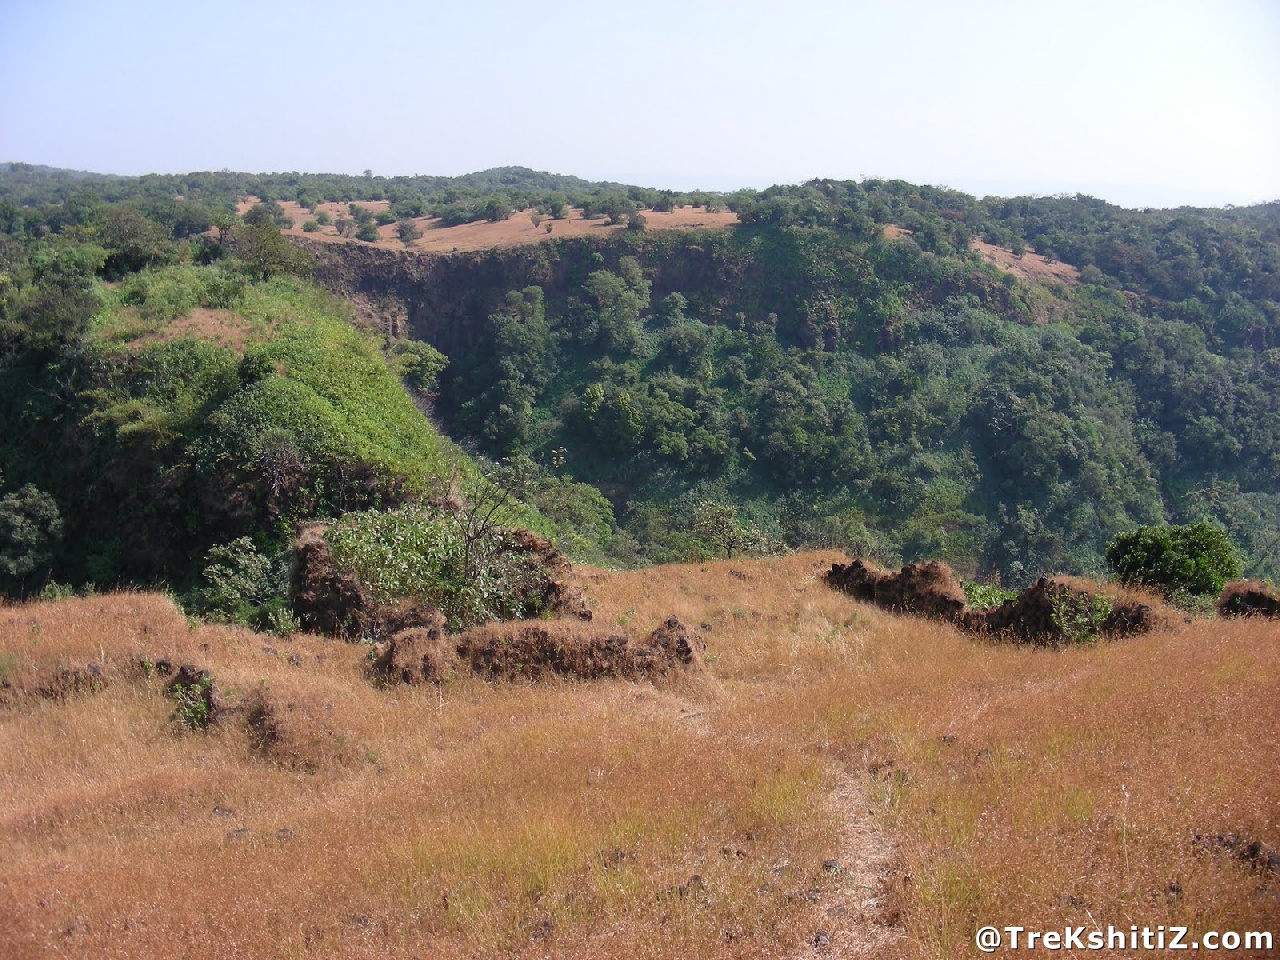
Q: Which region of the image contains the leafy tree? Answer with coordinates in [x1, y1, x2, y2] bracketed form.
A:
[390, 339, 447, 391]
[483, 196, 514, 222]
[356, 223, 380, 243]
[395, 218, 422, 244]
[243, 199, 289, 229]
[229, 222, 315, 279]
[692, 499, 772, 558]
[1105, 520, 1242, 598]
[0, 482, 63, 591]
[94, 206, 174, 278]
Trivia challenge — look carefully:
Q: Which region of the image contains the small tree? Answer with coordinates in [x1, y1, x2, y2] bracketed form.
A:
[229, 222, 315, 280]
[0, 482, 63, 593]
[356, 223, 380, 243]
[390, 339, 447, 391]
[483, 197, 514, 222]
[1106, 520, 1241, 599]
[395, 219, 422, 245]
[692, 499, 771, 559]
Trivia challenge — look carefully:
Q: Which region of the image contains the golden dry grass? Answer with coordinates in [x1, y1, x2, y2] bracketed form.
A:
[2, 554, 1277, 959]
[235, 196, 739, 255]
[968, 238, 1082, 286]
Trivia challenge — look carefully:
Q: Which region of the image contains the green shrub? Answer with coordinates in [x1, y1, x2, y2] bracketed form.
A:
[1105, 520, 1241, 600]
[193, 537, 295, 631]
[1050, 591, 1114, 643]
[118, 264, 246, 321]
[0, 483, 63, 590]
[325, 498, 557, 630]
[963, 581, 1019, 609]
[169, 671, 215, 730]
[301, 220, 320, 233]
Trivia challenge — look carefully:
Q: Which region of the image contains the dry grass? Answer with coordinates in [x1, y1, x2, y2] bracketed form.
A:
[969, 237, 1082, 286]
[2, 554, 1277, 958]
[96, 304, 276, 354]
[237, 196, 739, 255]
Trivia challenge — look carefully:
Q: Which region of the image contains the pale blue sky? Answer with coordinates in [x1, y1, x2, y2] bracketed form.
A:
[2, 0, 1277, 208]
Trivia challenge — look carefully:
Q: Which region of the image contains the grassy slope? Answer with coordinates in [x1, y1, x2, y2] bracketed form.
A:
[45, 270, 554, 590]
[92, 272, 469, 492]
[1, 555, 1275, 959]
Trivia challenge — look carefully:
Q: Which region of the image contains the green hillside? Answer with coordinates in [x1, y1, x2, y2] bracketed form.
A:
[2, 165, 1277, 600]
[0, 224, 594, 615]
[419, 185, 1279, 583]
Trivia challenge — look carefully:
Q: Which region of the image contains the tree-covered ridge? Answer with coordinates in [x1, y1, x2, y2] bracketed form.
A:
[0, 162, 705, 239]
[432, 213, 1279, 583]
[0, 214, 616, 604]
[2, 164, 1277, 589]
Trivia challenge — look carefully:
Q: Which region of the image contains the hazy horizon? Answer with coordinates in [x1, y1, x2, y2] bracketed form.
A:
[2, 0, 1277, 210]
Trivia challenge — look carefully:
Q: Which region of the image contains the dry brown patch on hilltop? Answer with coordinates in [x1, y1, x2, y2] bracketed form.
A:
[970, 237, 1081, 285]
[265, 197, 738, 254]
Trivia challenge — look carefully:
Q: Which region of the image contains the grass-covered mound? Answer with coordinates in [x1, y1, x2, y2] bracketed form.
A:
[2, 262, 593, 617]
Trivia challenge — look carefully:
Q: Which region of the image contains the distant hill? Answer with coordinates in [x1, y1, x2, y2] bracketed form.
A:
[3, 165, 1278, 592]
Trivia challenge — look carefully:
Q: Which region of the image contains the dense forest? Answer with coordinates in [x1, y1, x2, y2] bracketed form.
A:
[407, 180, 1279, 582]
[1, 162, 1277, 607]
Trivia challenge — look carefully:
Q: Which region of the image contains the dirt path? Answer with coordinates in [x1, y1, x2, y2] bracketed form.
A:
[792, 773, 904, 959]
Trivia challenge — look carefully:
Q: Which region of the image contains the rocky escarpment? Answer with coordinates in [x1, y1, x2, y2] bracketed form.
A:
[293, 233, 747, 357]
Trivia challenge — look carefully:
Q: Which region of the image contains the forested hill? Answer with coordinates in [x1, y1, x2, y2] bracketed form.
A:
[300, 183, 1280, 583]
[1, 163, 1278, 593]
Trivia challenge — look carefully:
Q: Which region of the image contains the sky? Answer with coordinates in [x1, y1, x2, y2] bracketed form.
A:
[1, 0, 1277, 209]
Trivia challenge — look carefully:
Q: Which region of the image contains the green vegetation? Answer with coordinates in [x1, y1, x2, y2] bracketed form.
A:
[2, 162, 1278, 602]
[194, 536, 297, 633]
[1106, 521, 1242, 601]
[1049, 591, 1114, 643]
[434, 202, 1278, 583]
[325, 500, 555, 630]
[0, 197, 604, 610]
[168, 670, 215, 730]
[0, 479, 63, 591]
[962, 581, 1019, 610]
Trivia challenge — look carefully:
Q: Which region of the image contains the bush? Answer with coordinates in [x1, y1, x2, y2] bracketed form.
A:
[356, 223, 380, 243]
[1106, 520, 1241, 600]
[302, 220, 320, 233]
[324, 501, 559, 629]
[194, 537, 295, 632]
[119, 264, 246, 320]
[963, 581, 1019, 609]
[0, 483, 63, 590]
[395, 219, 422, 245]
[389, 339, 447, 392]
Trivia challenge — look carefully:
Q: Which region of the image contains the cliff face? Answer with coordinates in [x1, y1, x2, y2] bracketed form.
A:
[294, 233, 747, 355]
